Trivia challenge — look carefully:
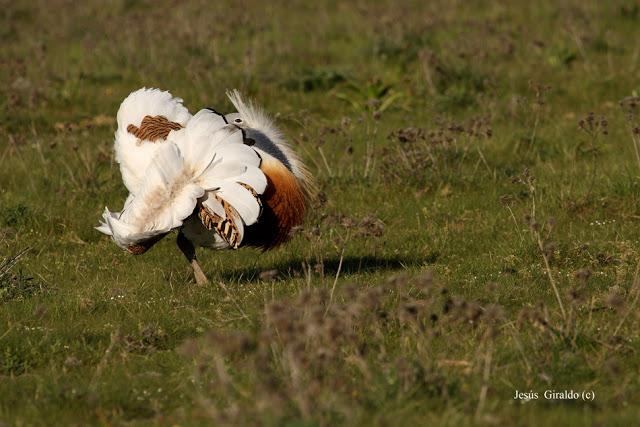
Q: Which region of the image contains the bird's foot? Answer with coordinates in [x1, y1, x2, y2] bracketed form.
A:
[191, 259, 209, 285]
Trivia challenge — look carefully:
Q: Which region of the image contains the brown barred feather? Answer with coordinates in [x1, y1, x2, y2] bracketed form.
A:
[198, 204, 222, 230]
[238, 182, 263, 213]
[197, 199, 242, 249]
[127, 115, 183, 142]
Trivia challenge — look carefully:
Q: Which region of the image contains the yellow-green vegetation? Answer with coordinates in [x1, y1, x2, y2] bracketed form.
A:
[3, 1, 640, 425]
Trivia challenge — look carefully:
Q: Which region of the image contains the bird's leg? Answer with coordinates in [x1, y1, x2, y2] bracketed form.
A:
[177, 231, 209, 285]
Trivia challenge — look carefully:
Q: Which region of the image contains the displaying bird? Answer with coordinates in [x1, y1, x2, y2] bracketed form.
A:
[97, 88, 313, 284]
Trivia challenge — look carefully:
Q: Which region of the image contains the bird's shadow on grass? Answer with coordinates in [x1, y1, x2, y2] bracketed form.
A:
[214, 254, 430, 283]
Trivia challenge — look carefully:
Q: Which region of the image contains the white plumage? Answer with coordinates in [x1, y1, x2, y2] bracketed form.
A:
[98, 89, 266, 252]
[115, 88, 192, 194]
[98, 87, 312, 284]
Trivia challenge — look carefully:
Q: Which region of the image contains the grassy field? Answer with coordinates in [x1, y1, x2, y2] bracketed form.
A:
[3, 0, 640, 425]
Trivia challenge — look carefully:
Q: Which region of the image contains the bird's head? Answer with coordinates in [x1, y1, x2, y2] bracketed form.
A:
[224, 112, 245, 127]
[223, 90, 315, 198]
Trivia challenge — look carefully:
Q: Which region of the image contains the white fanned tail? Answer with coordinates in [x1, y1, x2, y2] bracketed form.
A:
[115, 88, 192, 194]
[99, 100, 267, 251]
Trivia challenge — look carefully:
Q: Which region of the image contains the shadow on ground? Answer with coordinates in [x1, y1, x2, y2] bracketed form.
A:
[213, 255, 432, 283]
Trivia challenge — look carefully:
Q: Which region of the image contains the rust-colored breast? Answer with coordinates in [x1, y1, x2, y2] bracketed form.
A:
[243, 157, 306, 250]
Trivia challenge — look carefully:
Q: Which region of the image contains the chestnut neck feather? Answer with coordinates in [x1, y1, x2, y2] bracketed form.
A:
[242, 157, 306, 249]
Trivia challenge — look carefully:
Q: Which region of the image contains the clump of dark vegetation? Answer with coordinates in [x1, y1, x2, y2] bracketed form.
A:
[180, 271, 505, 424]
[381, 117, 492, 187]
[433, 60, 489, 109]
[124, 324, 169, 354]
[283, 69, 346, 92]
[0, 249, 46, 302]
[1, 203, 32, 228]
[318, 212, 385, 238]
[371, 28, 434, 66]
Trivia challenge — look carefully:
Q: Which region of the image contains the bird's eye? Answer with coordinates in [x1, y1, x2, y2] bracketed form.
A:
[234, 118, 242, 123]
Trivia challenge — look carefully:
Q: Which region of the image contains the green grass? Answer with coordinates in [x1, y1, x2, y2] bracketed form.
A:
[2, 0, 640, 425]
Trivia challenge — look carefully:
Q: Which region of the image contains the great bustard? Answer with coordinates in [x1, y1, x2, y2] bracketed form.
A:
[97, 88, 313, 284]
